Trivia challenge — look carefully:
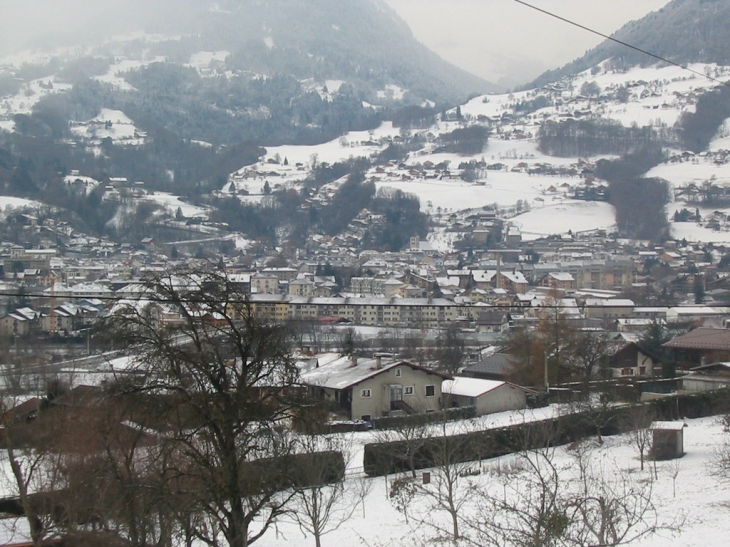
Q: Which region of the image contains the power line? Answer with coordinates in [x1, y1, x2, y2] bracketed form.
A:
[512, 0, 730, 89]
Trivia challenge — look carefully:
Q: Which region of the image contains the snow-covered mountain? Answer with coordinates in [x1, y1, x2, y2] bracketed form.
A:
[527, 0, 730, 90]
[235, 60, 730, 246]
[4, 1, 730, 249]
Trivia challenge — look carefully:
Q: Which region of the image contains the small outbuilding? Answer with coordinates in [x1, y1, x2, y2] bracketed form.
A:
[650, 421, 687, 460]
[442, 377, 531, 416]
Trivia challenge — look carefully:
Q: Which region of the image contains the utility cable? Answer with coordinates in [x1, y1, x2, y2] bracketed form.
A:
[512, 0, 730, 89]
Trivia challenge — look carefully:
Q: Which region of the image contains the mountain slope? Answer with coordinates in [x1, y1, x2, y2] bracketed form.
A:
[525, 0, 730, 89]
[1, 0, 497, 149]
[22, 0, 495, 104]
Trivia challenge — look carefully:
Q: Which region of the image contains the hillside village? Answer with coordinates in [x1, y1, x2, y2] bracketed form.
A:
[0, 55, 730, 432]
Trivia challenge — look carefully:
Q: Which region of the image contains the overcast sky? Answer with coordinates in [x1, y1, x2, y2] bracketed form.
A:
[384, 0, 672, 87]
[1, 0, 673, 88]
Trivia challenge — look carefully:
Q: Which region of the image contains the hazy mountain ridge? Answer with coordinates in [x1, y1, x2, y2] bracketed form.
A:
[10, 0, 495, 104]
[148, 0, 496, 99]
[0, 0, 498, 151]
[524, 0, 730, 90]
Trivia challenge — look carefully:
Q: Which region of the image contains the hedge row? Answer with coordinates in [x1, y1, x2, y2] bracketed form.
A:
[0, 450, 346, 519]
[371, 406, 477, 430]
[363, 390, 730, 477]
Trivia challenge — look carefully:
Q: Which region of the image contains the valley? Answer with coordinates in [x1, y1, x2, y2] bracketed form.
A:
[2, 1, 730, 546]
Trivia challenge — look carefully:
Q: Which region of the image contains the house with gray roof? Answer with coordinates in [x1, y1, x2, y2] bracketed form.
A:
[461, 353, 516, 381]
[300, 354, 450, 421]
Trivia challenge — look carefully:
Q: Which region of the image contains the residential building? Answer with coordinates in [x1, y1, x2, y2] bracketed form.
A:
[300, 354, 450, 421]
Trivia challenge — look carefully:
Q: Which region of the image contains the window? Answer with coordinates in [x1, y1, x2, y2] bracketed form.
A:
[361, 389, 371, 398]
[404, 386, 414, 396]
[361, 414, 372, 422]
[425, 385, 435, 397]
[395, 368, 402, 377]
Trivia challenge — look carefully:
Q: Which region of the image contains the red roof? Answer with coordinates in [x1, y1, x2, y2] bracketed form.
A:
[663, 328, 730, 351]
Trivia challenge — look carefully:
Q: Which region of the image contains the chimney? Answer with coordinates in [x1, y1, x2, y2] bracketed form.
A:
[376, 355, 382, 369]
[350, 354, 358, 367]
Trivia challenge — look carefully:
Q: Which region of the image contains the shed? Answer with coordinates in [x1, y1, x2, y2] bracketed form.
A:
[442, 377, 530, 416]
[650, 421, 687, 460]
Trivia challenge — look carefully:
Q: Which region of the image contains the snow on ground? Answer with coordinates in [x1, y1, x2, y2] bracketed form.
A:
[647, 142, 730, 242]
[579, 63, 729, 128]
[428, 228, 461, 253]
[0, 406, 727, 546]
[462, 63, 729, 131]
[377, 84, 407, 101]
[257, 415, 729, 547]
[672, 224, 730, 244]
[190, 140, 213, 148]
[188, 50, 230, 70]
[375, 171, 577, 213]
[93, 56, 166, 92]
[512, 200, 617, 241]
[105, 32, 184, 47]
[70, 108, 144, 143]
[325, 80, 345, 93]
[0, 76, 73, 118]
[141, 192, 208, 218]
[0, 196, 43, 214]
[254, 122, 401, 167]
[63, 175, 102, 195]
[460, 88, 534, 119]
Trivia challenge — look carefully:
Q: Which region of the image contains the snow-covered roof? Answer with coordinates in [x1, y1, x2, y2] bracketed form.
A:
[501, 271, 528, 284]
[548, 272, 575, 281]
[585, 298, 635, 307]
[442, 377, 508, 398]
[473, 270, 497, 283]
[300, 356, 447, 390]
[650, 421, 687, 431]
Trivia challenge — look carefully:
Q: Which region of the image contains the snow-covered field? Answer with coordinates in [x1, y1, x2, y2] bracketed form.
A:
[0, 196, 43, 214]
[141, 191, 209, 218]
[512, 200, 617, 241]
[227, 62, 730, 246]
[648, 151, 730, 243]
[70, 108, 145, 144]
[258, 122, 402, 167]
[255, 415, 728, 547]
[0, 396, 727, 546]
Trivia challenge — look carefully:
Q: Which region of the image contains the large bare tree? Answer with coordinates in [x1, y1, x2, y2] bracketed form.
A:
[106, 268, 309, 547]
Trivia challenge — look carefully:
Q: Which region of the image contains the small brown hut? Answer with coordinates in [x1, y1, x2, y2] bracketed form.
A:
[650, 421, 687, 460]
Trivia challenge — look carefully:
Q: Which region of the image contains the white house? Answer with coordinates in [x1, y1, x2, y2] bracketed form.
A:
[300, 354, 450, 421]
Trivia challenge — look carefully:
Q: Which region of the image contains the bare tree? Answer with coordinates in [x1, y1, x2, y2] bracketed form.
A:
[289, 434, 369, 547]
[105, 268, 311, 547]
[466, 446, 569, 547]
[568, 391, 617, 445]
[408, 422, 484, 542]
[666, 457, 681, 499]
[373, 416, 433, 479]
[565, 440, 660, 547]
[708, 414, 730, 481]
[563, 332, 613, 393]
[622, 404, 656, 471]
[433, 324, 466, 375]
[0, 397, 61, 547]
